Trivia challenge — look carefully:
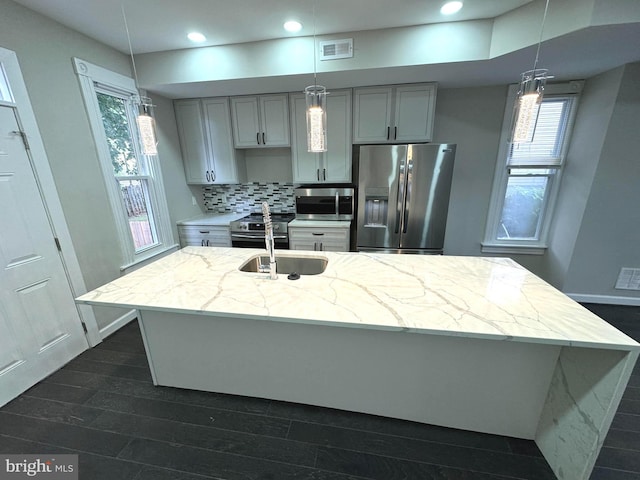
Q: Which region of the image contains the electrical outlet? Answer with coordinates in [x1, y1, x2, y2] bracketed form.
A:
[615, 268, 640, 290]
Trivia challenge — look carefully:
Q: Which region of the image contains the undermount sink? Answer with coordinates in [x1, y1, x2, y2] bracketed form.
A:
[239, 254, 328, 275]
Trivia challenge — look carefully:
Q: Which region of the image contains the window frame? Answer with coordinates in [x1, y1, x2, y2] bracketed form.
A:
[74, 57, 175, 270]
[482, 81, 583, 255]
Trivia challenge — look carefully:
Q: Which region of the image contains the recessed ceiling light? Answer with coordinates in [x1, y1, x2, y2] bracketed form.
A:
[440, 1, 463, 15]
[283, 20, 302, 33]
[187, 32, 206, 43]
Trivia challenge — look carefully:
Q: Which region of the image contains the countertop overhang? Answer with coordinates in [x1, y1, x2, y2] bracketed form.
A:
[76, 247, 639, 351]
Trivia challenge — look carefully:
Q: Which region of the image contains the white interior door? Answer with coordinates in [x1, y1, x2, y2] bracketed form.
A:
[0, 105, 88, 407]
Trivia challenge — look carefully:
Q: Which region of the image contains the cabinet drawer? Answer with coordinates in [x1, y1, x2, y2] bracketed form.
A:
[289, 228, 348, 241]
[178, 225, 231, 247]
[289, 227, 349, 252]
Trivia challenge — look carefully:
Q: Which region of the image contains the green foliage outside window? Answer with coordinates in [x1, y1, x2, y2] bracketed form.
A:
[96, 92, 138, 176]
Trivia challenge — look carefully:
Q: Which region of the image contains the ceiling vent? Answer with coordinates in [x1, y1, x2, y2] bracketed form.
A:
[319, 39, 353, 60]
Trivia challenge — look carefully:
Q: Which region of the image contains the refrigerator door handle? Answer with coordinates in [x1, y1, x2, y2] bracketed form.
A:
[403, 159, 414, 234]
[395, 157, 406, 234]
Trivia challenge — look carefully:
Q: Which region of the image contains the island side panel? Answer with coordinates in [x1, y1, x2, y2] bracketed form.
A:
[535, 346, 639, 480]
[136, 312, 159, 385]
[139, 309, 561, 439]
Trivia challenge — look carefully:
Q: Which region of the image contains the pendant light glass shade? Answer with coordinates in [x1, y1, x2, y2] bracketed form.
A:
[136, 100, 158, 155]
[511, 69, 548, 143]
[510, 0, 552, 144]
[305, 85, 327, 152]
[122, 5, 158, 156]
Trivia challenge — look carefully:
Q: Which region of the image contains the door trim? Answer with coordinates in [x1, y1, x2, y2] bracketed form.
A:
[0, 47, 100, 346]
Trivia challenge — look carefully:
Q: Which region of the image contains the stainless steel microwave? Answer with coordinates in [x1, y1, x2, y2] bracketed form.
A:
[294, 187, 355, 220]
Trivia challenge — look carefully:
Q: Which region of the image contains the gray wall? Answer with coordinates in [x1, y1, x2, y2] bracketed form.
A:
[543, 67, 624, 289]
[562, 63, 640, 299]
[0, 0, 199, 329]
[435, 86, 504, 255]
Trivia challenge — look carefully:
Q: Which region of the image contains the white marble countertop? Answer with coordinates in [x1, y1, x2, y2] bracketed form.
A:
[289, 219, 351, 228]
[177, 213, 246, 226]
[77, 247, 639, 351]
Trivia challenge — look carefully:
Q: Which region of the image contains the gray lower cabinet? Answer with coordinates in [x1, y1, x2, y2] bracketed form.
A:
[174, 98, 239, 184]
[178, 225, 231, 248]
[290, 89, 352, 184]
[289, 225, 350, 252]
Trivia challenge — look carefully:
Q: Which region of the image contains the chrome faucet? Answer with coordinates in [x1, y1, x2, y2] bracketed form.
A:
[261, 201, 277, 279]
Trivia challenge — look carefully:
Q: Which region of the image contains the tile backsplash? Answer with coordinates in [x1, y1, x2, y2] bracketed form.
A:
[203, 182, 295, 213]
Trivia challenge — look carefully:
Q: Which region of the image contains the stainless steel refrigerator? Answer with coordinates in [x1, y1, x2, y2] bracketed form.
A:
[356, 144, 456, 254]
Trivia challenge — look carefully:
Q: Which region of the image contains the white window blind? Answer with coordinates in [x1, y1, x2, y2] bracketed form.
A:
[508, 99, 570, 168]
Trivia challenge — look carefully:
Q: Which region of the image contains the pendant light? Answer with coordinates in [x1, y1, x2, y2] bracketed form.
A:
[511, 0, 552, 144]
[305, 0, 328, 153]
[122, 3, 158, 155]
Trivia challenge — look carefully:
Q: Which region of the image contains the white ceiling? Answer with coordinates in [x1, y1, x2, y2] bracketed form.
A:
[10, 0, 640, 97]
[11, 0, 533, 54]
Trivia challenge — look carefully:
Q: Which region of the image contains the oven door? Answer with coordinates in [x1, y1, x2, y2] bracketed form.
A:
[230, 233, 289, 249]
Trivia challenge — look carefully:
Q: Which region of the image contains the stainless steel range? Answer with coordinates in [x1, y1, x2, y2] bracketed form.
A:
[230, 212, 295, 249]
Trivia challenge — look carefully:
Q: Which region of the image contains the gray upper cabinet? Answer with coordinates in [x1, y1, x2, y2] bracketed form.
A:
[290, 89, 352, 184]
[230, 94, 290, 148]
[174, 98, 239, 185]
[353, 83, 437, 144]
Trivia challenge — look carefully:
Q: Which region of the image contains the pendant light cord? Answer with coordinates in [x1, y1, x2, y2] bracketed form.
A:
[532, 0, 551, 72]
[312, 0, 317, 85]
[121, 3, 142, 94]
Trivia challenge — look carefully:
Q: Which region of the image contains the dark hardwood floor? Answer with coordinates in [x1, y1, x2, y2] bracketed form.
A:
[1, 303, 638, 479]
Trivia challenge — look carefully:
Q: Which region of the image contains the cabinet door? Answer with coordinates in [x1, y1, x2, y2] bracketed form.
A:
[260, 95, 290, 147]
[230, 96, 261, 147]
[178, 226, 231, 248]
[289, 227, 350, 252]
[290, 93, 321, 183]
[289, 239, 318, 251]
[203, 98, 238, 184]
[324, 90, 352, 183]
[353, 87, 393, 144]
[175, 100, 210, 184]
[291, 90, 352, 184]
[393, 84, 436, 143]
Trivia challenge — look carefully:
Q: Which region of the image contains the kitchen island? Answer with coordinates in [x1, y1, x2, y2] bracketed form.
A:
[77, 247, 639, 480]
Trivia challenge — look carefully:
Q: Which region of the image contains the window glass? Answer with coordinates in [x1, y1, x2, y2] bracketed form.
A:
[508, 100, 569, 167]
[484, 84, 580, 252]
[118, 179, 157, 250]
[97, 90, 158, 253]
[498, 174, 550, 240]
[0, 63, 13, 102]
[96, 92, 141, 176]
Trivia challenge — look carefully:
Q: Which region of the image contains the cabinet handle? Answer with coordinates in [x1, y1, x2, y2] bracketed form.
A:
[211, 170, 216, 182]
[386, 126, 390, 140]
[256, 132, 260, 145]
[205, 170, 210, 182]
[312, 232, 325, 236]
[394, 126, 397, 140]
[199, 231, 210, 234]
[201, 239, 205, 246]
[317, 169, 320, 181]
[206, 240, 210, 246]
[319, 242, 323, 251]
[323, 168, 326, 181]
[262, 132, 266, 145]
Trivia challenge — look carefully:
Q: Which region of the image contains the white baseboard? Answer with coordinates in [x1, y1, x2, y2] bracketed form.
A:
[566, 293, 640, 307]
[99, 309, 138, 340]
